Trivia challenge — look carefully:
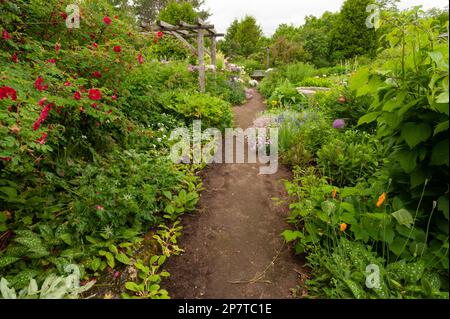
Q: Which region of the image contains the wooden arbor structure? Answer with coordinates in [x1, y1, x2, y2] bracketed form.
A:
[141, 20, 224, 93]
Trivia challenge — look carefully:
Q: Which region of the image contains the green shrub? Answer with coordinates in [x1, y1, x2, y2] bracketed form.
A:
[259, 62, 317, 98]
[281, 62, 317, 83]
[233, 58, 264, 74]
[207, 74, 246, 105]
[298, 77, 334, 88]
[283, 167, 449, 299]
[268, 80, 307, 109]
[157, 90, 234, 130]
[317, 130, 386, 187]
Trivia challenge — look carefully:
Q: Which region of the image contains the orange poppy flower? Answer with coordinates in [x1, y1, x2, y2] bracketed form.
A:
[332, 189, 337, 199]
[340, 223, 347, 232]
[376, 192, 386, 208]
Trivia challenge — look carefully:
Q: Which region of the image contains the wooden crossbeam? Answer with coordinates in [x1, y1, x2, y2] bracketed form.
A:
[186, 33, 224, 38]
[140, 19, 221, 93]
[143, 20, 215, 32]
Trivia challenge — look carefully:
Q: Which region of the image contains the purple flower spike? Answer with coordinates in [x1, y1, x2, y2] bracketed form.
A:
[333, 119, 346, 129]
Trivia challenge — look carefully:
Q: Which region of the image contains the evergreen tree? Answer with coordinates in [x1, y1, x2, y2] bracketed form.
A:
[220, 16, 263, 58]
[329, 0, 378, 61]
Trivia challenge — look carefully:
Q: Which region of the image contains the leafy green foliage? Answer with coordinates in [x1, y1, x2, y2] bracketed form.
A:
[0, 264, 95, 299]
[220, 16, 264, 58]
[329, 0, 378, 61]
[157, 90, 234, 130]
[317, 130, 386, 187]
[0, 0, 230, 298]
[279, 7, 449, 299]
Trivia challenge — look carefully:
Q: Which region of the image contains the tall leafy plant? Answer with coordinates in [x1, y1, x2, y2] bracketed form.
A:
[351, 9, 449, 274]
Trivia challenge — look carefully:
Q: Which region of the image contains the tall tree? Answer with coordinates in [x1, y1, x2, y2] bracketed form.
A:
[157, 1, 198, 24]
[220, 16, 263, 58]
[134, 0, 209, 24]
[329, 0, 378, 61]
[300, 12, 339, 67]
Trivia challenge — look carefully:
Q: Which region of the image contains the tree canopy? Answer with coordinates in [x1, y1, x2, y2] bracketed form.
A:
[220, 16, 263, 58]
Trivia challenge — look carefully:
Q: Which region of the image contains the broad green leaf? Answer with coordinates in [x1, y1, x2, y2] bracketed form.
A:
[410, 168, 427, 189]
[340, 202, 355, 215]
[0, 278, 16, 299]
[0, 187, 17, 199]
[149, 255, 159, 265]
[125, 282, 140, 292]
[430, 139, 449, 166]
[358, 112, 380, 125]
[436, 92, 449, 104]
[429, 51, 449, 71]
[392, 209, 414, 228]
[59, 233, 72, 245]
[396, 149, 418, 173]
[0, 256, 20, 269]
[380, 225, 395, 245]
[401, 123, 432, 149]
[434, 121, 449, 136]
[108, 245, 118, 255]
[438, 196, 449, 220]
[282, 230, 303, 242]
[90, 258, 101, 272]
[116, 253, 130, 265]
[101, 252, 115, 269]
[158, 255, 167, 266]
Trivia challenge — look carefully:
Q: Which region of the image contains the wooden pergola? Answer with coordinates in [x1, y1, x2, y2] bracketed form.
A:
[141, 19, 225, 93]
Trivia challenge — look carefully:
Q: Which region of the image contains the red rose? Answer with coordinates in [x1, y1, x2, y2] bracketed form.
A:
[88, 88, 102, 101]
[137, 53, 144, 64]
[34, 77, 48, 92]
[47, 58, 56, 64]
[92, 71, 102, 78]
[33, 103, 52, 131]
[2, 30, 11, 41]
[74, 91, 81, 100]
[103, 16, 112, 25]
[11, 53, 19, 63]
[112, 95, 117, 100]
[91, 42, 98, 49]
[0, 86, 17, 101]
[113, 45, 121, 53]
[156, 31, 164, 38]
[36, 132, 48, 145]
[64, 81, 71, 87]
[60, 12, 68, 20]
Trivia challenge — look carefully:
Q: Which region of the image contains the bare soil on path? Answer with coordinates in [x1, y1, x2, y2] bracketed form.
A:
[164, 89, 304, 299]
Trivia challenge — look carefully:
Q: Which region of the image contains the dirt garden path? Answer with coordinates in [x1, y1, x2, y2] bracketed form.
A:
[164, 89, 304, 299]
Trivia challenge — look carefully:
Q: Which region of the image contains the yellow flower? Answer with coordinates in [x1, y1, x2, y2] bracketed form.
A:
[376, 192, 386, 208]
[271, 100, 278, 106]
[340, 223, 347, 232]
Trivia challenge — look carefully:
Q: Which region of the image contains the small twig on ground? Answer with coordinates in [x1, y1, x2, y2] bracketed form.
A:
[228, 242, 285, 285]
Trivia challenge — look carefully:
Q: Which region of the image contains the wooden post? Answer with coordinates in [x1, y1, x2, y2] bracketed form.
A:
[266, 46, 270, 69]
[211, 37, 217, 72]
[198, 29, 206, 93]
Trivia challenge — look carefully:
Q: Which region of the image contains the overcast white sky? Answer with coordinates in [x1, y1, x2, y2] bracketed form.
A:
[202, 0, 449, 36]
